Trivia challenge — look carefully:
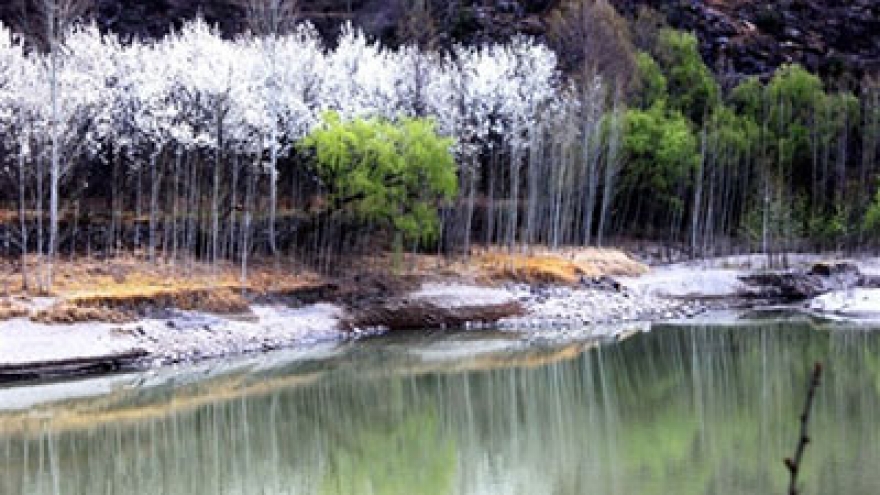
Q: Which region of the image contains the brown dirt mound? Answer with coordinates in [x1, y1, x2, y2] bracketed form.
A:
[347, 301, 524, 331]
[71, 288, 251, 316]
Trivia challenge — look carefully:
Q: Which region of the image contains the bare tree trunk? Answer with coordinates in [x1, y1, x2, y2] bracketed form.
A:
[598, 92, 622, 248]
[463, 157, 477, 256]
[507, 140, 522, 250]
[228, 155, 240, 262]
[36, 153, 45, 291]
[18, 138, 29, 292]
[241, 154, 258, 287]
[134, 155, 143, 251]
[149, 150, 162, 262]
[171, 151, 181, 265]
[212, 115, 224, 268]
[269, 127, 279, 256]
[691, 123, 707, 256]
[48, 47, 60, 290]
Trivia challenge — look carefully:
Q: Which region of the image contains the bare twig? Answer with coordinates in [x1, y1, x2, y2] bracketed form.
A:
[784, 362, 823, 495]
[234, 0, 299, 37]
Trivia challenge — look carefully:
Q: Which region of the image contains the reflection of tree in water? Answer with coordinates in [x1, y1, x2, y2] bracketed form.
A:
[3, 322, 880, 495]
[320, 408, 455, 495]
[593, 323, 880, 495]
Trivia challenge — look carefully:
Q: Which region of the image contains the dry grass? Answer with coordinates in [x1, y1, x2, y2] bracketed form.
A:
[321, 247, 647, 287]
[0, 255, 322, 298]
[475, 247, 647, 285]
[0, 299, 30, 321]
[70, 287, 250, 315]
[0, 255, 323, 322]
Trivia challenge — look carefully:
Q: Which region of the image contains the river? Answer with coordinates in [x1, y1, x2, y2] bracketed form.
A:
[1, 318, 879, 494]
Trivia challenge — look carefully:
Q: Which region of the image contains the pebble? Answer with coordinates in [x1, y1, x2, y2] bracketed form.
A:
[498, 284, 706, 331]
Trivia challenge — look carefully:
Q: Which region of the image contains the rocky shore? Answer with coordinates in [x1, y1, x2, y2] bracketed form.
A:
[3, 253, 880, 383]
[0, 278, 704, 383]
[498, 284, 705, 330]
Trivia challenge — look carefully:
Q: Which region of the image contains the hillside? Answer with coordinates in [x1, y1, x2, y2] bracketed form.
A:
[1, 0, 877, 82]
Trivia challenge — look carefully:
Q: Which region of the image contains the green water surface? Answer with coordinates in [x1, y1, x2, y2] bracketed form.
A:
[2, 320, 879, 495]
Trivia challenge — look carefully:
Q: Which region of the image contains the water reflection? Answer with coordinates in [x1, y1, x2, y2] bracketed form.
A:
[2, 322, 880, 495]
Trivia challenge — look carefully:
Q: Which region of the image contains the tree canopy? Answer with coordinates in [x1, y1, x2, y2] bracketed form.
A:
[301, 112, 457, 243]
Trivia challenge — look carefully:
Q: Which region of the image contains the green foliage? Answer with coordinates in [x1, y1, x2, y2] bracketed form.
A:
[620, 21, 880, 250]
[708, 105, 758, 156]
[863, 187, 880, 235]
[730, 77, 764, 120]
[621, 102, 699, 212]
[653, 30, 719, 124]
[766, 65, 826, 168]
[300, 112, 458, 244]
[635, 51, 667, 108]
[808, 205, 850, 245]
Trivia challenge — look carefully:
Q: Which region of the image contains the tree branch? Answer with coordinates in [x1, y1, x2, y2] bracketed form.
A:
[784, 362, 823, 495]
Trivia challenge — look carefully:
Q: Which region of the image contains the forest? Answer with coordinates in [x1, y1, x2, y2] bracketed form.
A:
[0, 0, 879, 291]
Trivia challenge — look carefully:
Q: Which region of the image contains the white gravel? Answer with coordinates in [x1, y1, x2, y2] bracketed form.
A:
[620, 265, 747, 299]
[0, 303, 345, 370]
[809, 289, 880, 319]
[0, 320, 141, 367]
[619, 254, 880, 300]
[129, 303, 344, 364]
[498, 285, 704, 330]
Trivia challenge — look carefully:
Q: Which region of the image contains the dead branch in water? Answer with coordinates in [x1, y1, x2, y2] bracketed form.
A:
[784, 362, 823, 495]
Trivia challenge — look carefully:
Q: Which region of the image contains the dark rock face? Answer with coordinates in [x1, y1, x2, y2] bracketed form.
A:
[0, 0, 553, 45]
[739, 261, 867, 301]
[1, 1, 876, 82]
[615, 0, 880, 83]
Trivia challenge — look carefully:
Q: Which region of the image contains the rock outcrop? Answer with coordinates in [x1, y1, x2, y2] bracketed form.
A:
[0, 1, 875, 83]
[739, 261, 875, 301]
[631, 0, 880, 83]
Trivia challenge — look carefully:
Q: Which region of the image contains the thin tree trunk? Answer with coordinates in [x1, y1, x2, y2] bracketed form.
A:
[18, 139, 29, 292]
[691, 124, 707, 255]
[48, 48, 60, 290]
[241, 155, 257, 287]
[598, 94, 622, 248]
[149, 150, 162, 262]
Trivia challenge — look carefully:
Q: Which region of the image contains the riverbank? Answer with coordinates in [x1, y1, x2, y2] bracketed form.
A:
[2, 250, 879, 382]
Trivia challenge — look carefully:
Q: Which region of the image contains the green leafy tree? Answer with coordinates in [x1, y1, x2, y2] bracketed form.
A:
[653, 30, 719, 124]
[767, 64, 825, 170]
[634, 51, 667, 109]
[300, 112, 458, 245]
[863, 187, 880, 236]
[621, 101, 700, 224]
[709, 105, 758, 156]
[730, 76, 764, 118]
